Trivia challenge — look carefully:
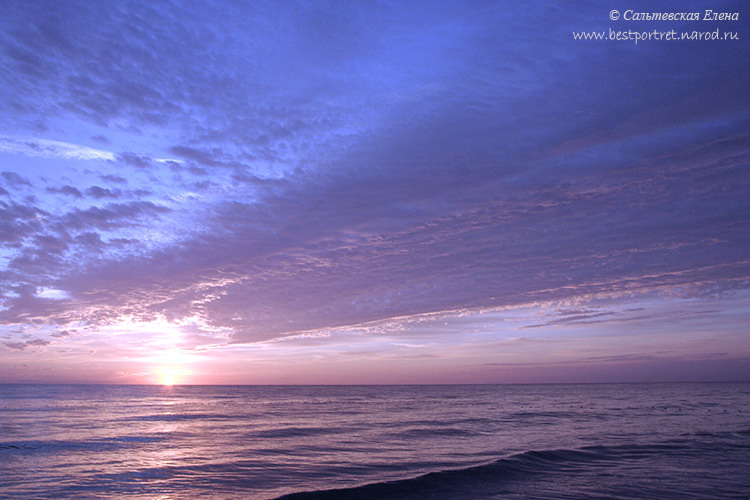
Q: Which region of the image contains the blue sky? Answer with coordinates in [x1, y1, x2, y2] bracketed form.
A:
[0, 0, 748, 384]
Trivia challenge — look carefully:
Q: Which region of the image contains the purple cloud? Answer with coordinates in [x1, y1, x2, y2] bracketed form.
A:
[47, 185, 84, 198]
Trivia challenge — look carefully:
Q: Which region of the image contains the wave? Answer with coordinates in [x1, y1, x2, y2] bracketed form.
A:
[275, 439, 748, 500]
[388, 427, 482, 438]
[120, 412, 232, 422]
[684, 428, 750, 439]
[253, 426, 358, 439]
[379, 417, 498, 428]
[0, 435, 163, 454]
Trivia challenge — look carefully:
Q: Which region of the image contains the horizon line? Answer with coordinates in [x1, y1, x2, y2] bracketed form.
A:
[2, 380, 748, 387]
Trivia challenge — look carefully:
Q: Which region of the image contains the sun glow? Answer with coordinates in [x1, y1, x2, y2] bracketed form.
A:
[154, 365, 192, 386]
[157, 366, 190, 386]
[145, 340, 198, 386]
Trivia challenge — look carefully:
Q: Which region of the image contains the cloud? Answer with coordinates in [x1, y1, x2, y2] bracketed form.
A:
[117, 153, 153, 169]
[0, 194, 174, 319]
[34, 132, 749, 341]
[100, 175, 127, 185]
[0, 200, 45, 244]
[0, 0, 747, 357]
[0, 136, 114, 161]
[3, 338, 50, 350]
[85, 186, 121, 199]
[36, 287, 70, 300]
[61, 202, 170, 231]
[168, 146, 223, 167]
[1, 171, 31, 187]
[522, 311, 616, 329]
[51, 329, 74, 338]
[47, 185, 84, 198]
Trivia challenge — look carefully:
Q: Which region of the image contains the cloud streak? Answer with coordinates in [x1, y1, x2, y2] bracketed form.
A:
[0, 136, 115, 161]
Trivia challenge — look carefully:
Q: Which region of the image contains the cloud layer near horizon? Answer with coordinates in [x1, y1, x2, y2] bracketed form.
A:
[0, 0, 748, 382]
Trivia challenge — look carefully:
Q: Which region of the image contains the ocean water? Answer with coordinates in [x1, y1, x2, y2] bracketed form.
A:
[1, 383, 749, 499]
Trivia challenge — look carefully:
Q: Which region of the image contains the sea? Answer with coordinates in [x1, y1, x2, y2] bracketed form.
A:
[1, 383, 749, 499]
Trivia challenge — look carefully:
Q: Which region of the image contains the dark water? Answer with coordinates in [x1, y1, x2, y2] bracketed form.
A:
[1, 383, 749, 499]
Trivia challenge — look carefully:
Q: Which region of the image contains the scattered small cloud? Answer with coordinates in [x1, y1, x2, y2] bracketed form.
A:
[1, 171, 32, 187]
[85, 186, 121, 199]
[46, 185, 84, 198]
[3, 338, 50, 350]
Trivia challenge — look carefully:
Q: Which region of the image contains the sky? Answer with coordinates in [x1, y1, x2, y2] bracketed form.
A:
[0, 0, 748, 385]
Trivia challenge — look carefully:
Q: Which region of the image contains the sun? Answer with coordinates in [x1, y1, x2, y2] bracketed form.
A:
[158, 367, 186, 386]
[151, 350, 194, 386]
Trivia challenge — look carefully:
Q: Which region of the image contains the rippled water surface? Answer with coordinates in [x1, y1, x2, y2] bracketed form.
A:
[1, 383, 749, 499]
